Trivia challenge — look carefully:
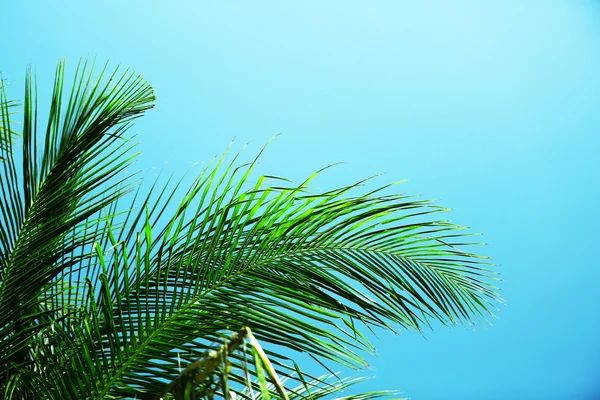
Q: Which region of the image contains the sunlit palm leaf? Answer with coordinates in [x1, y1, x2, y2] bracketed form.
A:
[31, 147, 499, 399]
[1, 60, 500, 400]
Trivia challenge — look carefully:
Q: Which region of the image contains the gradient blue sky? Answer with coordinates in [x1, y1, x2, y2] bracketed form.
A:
[3, 1, 600, 399]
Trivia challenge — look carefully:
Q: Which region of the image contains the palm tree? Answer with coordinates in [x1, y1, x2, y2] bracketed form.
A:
[0, 60, 500, 399]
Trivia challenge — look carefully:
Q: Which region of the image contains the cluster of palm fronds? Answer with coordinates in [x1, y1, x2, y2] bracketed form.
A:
[0, 60, 500, 399]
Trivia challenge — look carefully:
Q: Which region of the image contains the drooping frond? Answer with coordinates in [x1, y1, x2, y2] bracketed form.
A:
[16, 141, 500, 399]
[1, 61, 500, 400]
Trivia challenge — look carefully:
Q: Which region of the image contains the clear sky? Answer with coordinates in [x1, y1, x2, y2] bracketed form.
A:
[3, 1, 600, 399]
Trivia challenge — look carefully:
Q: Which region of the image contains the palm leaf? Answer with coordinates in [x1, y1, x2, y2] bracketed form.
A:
[28, 147, 499, 399]
[0, 60, 500, 399]
[0, 59, 154, 397]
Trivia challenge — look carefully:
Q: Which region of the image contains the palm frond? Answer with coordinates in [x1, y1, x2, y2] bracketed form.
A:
[20, 142, 500, 399]
[0, 59, 154, 397]
[1, 60, 500, 399]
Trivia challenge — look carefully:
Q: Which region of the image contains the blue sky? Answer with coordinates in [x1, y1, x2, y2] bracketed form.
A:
[3, 1, 600, 399]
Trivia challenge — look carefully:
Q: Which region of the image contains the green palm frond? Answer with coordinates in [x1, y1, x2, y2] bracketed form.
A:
[0, 59, 154, 397]
[0, 60, 500, 399]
